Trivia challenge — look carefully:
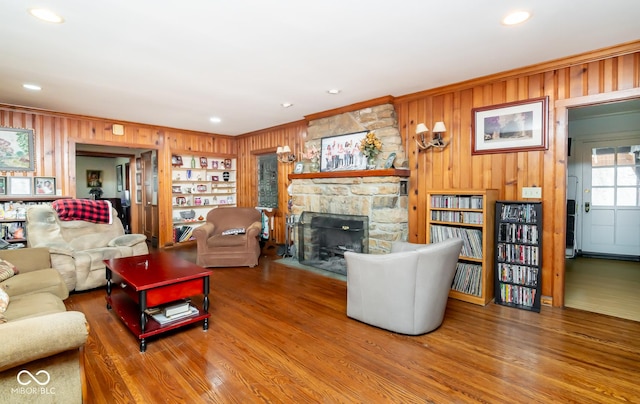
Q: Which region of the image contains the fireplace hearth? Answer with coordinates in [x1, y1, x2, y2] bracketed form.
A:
[297, 211, 369, 275]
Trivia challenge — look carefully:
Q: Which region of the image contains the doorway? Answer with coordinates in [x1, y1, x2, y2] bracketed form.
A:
[564, 97, 640, 321]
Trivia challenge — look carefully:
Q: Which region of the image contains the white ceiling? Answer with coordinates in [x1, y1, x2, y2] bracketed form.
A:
[1, 1, 640, 136]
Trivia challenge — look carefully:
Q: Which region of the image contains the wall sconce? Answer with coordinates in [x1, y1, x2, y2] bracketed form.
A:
[277, 145, 296, 163]
[416, 122, 449, 151]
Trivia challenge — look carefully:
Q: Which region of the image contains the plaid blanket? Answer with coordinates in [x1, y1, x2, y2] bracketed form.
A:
[52, 199, 113, 224]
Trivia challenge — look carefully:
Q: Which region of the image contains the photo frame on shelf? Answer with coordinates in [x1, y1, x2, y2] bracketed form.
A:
[34, 177, 56, 195]
[199, 157, 208, 168]
[0, 177, 5, 195]
[320, 130, 368, 172]
[8, 177, 32, 196]
[472, 97, 548, 155]
[116, 164, 123, 191]
[171, 155, 183, 167]
[0, 127, 35, 171]
[384, 152, 396, 169]
[294, 162, 304, 174]
[223, 159, 232, 169]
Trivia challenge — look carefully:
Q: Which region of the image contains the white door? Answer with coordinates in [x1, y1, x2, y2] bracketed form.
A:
[581, 140, 640, 256]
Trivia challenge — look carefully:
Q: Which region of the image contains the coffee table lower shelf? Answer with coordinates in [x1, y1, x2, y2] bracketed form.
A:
[107, 290, 210, 351]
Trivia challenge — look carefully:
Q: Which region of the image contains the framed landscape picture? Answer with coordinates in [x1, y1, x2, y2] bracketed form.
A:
[0, 127, 35, 171]
[472, 97, 548, 155]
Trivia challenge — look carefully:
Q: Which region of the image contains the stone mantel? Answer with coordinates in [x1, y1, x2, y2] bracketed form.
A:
[288, 168, 409, 181]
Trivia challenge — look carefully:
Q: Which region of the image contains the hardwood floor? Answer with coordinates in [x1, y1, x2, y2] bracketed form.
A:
[65, 249, 640, 403]
[565, 256, 640, 322]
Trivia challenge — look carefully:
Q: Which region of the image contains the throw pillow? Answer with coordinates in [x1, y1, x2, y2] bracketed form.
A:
[0, 258, 18, 282]
[0, 287, 9, 323]
[221, 228, 246, 236]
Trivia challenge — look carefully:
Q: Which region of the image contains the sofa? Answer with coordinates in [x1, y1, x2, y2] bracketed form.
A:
[0, 247, 88, 404]
[193, 207, 262, 267]
[26, 203, 149, 291]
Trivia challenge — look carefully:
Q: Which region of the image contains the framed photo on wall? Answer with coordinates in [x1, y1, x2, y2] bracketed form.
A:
[116, 165, 123, 191]
[34, 177, 56, 195]
[472, 97, 548, 155]
[87, 170, 103, 187]
[0, 127, 35, 171]
[0, 177, 6, 195]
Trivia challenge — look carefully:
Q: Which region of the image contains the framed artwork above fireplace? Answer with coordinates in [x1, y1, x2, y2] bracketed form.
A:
[320, 130, 368, 172]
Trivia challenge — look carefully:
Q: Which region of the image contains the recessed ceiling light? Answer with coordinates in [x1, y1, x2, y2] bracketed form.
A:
[28, 8, 64, 23]
[209, 117, 221, 123]
[327, 89, 341, 95]
[502, 11, 531, 26]
[281, 103, 293, 108]
[23, 83, 42, 91]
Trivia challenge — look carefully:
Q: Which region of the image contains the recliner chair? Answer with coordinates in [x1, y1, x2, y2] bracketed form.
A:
[344, 238, 463, 335]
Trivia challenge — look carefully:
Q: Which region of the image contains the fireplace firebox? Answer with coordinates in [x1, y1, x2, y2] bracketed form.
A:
[297, 211, 369, 275]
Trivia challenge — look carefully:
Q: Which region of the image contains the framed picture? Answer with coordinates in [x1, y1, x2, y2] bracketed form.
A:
[223, 159, 232, 169]
[211, 160, 219, 169]
[116, 165, 123, 191]
[172, 185, 182, 193]
[8, 177, 32, 195]
[294, 162, 304, 174]
[0, 177, 5, 195]
[171, 155, 183, 167]
[212, 175, 219, 181]
[384, 152, 396, 169]
[87, 170, 103, 187]
[472, 97, 548, 155]
[199, 157, 208, 168]
[0, 127, 35, 171]
[320, 130, 369, 172]
[34, 177, 56, 195]
[136, 172, 142, 186]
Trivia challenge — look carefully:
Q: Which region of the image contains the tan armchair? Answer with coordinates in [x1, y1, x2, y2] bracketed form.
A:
[26, 204, 149, 291]
[344, 238, 463, 335]
[193, 207, 262, 268]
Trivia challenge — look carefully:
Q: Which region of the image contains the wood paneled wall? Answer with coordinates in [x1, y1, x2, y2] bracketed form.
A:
[394, 41, 640, 306]
[235, 121, 307, 244]
[2, 41, 639, 306]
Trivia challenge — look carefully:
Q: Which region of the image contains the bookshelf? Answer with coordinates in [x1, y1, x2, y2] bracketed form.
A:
[0, 196, 70, 247]
[495, 201, 542, 312]
[171, 154, 236, 244]
[426, 189, 498, 306]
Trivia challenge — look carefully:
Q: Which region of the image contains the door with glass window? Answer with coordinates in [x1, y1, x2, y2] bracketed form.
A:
[582, 141, 640, 255]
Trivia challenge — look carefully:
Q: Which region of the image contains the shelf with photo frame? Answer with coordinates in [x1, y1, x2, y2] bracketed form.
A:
[0, 194, 71, 247]
[170, 154, 236, 244]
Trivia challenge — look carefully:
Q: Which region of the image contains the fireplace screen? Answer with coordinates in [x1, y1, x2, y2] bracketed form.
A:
[297, 211, 369, 275]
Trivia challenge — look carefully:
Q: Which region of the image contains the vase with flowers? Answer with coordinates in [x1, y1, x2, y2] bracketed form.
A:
[359, 131, 382, 169]
[304, 144, 320, 172]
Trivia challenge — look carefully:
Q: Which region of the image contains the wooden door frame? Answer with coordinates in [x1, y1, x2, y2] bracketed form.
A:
[554, 87, 640, 307]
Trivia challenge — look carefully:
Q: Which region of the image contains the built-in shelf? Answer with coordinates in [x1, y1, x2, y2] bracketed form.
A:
[289, 168, 410, 180]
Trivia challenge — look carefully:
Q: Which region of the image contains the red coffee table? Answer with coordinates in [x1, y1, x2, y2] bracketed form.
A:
[104, 252, 212, 352]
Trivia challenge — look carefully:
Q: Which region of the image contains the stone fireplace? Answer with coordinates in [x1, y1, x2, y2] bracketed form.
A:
[297, 212, 369, 275]
[289, 103, 409, 257]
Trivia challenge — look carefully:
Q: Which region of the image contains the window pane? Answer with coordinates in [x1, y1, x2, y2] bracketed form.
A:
[617, 166, 639, 186]
[592, 187, 614, 206]
[616, 146, 635, 165]
[592, 147, 615, 167]
[592, 167, 614, 186]
[617, 187, 638, 207]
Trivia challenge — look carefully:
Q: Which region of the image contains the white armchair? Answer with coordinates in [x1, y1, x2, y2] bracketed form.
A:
[344, 238, 463, 335]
